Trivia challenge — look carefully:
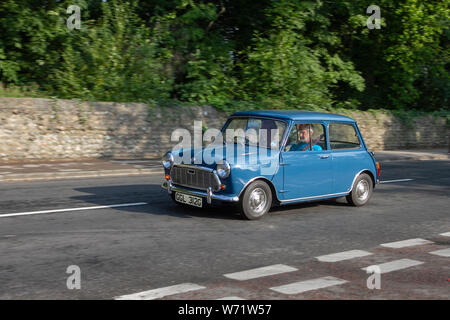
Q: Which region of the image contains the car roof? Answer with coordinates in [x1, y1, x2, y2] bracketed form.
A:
[230, 110, 355, 122]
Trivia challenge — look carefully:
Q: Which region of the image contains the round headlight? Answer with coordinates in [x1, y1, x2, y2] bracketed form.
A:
[162, 152, 174, 169]
[216, 160, 231, 179]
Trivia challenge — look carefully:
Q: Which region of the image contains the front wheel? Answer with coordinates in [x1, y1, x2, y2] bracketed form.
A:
[346, 173, 373, 206]
[239, 180, 272, 220]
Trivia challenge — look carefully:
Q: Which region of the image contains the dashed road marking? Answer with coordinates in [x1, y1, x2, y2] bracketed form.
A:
[0, 202, 148, 218]
[439, 232, 450, 237]
[270, 276, 348, 295]
[224, 264, 298, 281]
[429, 248, 450, 258]
[216, 296, 245, 300]
[361, 259, 424, 274]
[315, 250, 373, 262]
[380, 238, 433, 248]
[114, 283, 206, 300]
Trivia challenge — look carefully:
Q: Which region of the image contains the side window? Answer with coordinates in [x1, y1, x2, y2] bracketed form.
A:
[285, 124, 326, 151]
[329, 123, 361, 150]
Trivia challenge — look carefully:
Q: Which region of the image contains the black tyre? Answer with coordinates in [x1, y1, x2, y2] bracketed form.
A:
[346, 173, 373, 207]
[239, 180, 272, 220]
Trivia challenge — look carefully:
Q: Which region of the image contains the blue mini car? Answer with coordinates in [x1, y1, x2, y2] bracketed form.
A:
[161, 110, 380, 220]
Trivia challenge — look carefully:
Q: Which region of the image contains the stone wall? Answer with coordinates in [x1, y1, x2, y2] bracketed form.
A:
[0, 98, 448, 161]
[348, 111, 448, 150]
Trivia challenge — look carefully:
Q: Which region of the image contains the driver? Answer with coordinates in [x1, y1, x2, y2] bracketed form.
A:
[289, 124, 323, 151]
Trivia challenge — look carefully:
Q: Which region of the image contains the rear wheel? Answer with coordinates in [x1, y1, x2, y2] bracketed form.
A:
[239, 180, 272, 220]
[346, 173, 373, 206]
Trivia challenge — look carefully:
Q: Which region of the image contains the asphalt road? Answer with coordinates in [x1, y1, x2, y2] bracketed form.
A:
[0, 160, 449, 299]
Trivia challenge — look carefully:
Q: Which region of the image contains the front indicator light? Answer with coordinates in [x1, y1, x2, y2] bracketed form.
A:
[220, 185, 226, 190]
[165, 174, 170, 180]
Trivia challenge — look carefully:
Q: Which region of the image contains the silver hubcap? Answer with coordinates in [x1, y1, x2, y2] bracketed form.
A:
[356, 179, 370, 202]
[248, 188, 267, 216]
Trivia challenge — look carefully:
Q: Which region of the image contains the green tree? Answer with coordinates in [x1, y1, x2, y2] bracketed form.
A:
[327, 0, 449, 110]
[0, 0, 447, 111]
[49, 0, 173, 102]
[240, 0, 365, 109]
[0, 0, 78, 86]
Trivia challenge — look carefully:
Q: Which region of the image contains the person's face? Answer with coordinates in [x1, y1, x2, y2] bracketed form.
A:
[297, 126, 311, 143]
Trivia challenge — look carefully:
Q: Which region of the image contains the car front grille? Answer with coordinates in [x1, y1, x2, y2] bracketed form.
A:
[171, 165, 220, 191]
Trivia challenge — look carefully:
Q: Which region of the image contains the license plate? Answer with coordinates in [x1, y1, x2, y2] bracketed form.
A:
[175, 192, 203, 208]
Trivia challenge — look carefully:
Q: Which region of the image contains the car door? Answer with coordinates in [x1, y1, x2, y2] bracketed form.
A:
[329, 121, 367, 193]
[279, 122, 333, 201]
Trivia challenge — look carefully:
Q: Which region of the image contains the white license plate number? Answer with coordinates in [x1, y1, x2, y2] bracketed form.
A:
[175, 192, 203, 208]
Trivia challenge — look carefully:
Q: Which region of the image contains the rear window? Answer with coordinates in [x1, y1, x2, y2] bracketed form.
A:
[329, 123, 361, 150]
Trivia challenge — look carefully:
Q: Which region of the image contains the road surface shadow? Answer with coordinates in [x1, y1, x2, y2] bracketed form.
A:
[71, 184, 353, 220]
[72, 184, 243, 220]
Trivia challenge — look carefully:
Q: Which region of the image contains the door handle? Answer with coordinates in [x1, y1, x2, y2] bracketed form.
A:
[319, 155, 330, 159]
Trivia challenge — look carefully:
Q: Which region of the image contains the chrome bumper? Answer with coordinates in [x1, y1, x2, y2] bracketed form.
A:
[161, 180, 239, 204]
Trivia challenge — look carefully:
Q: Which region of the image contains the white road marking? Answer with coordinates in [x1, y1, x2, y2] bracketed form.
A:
[361, 259, 424, 274]
[270, 276, 348, 295]
[0, 202, 148, 218]
[114, 283, 206, 300]
[380, 238, 433, 248]
[224, 264, 298, 281]
[216, 296, 245, 300]
[439, 232, 450, 237]
[379, 179, 414, 184]
[429, 248, 450, 257]
[57, 163, 78, 166]
[316, 250, 373, 262]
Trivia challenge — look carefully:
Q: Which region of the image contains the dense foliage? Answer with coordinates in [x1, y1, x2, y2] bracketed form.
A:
[0, 0, 448, 111]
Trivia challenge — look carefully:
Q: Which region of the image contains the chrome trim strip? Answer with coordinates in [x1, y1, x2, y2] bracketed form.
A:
[280, 192, 348, 204]
[174, 164, 214, 172]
